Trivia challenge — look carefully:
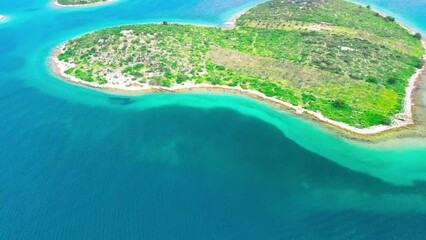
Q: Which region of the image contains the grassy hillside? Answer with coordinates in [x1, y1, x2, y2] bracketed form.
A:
[56, 0, 424, 128]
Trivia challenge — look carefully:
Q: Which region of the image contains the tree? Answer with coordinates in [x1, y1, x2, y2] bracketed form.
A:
[414, 33, 422, 40]
[366, 5, 371, 9]
[415, 59, 424, 69]
[163, 21, 169, 25]
[365, 75, 378, 83]
[385, 16, 395, 22]
[387, 77, 397, 85]
[332, 100, 347, 109]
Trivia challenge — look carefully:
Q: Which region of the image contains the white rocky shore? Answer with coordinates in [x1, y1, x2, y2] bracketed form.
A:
[50, 38, 426, 135]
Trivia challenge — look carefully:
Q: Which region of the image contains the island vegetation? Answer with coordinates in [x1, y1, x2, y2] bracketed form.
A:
[53, 0, 425, 130]
[55, 0, 109, 6]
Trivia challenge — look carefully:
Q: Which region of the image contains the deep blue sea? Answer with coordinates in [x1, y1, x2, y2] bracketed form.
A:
[1, 0, 426, 239]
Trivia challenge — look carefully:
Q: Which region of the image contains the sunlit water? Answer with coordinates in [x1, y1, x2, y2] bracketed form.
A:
[1, 0, 426, 239]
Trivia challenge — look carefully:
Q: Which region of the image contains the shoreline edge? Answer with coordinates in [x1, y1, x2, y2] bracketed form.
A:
[48, 3, 426, 136]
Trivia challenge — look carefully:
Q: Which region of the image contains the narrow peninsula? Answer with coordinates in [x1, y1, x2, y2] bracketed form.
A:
[51, 0, 426, 134]
[53, 0, 116, 7]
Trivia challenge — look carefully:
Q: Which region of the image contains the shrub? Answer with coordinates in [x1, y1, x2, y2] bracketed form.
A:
[332, 100, 347, 109]
[74, 69, 94, 82]
[164, 70, 173, 79]
[415, 59, 424, 69]
[414, 33, 422, 40]
[133, 64, 144, 71]
[365, 75, 378, 83]
[149, 76, 162, 86]
[97, 77, 108, 85]
[161, 78, 172, 87]
[64, 68, 75, 75]
[381, 117, 392, 125]
[362, 112, 392, 125]
[387, 77, 397, 84]
[349, 74, 361, 80]
[385, 16, 395, 22]
[302, 93, 317, 104]
[176, 73, 188, 84]
[215, 65, 226, 71]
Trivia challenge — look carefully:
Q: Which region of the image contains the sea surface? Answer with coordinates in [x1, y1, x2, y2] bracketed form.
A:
[1, 0, 426, 239]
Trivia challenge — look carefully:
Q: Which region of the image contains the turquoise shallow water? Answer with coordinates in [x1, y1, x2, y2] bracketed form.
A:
[1, 0, 426, 239]
[350, 0, 426, 35]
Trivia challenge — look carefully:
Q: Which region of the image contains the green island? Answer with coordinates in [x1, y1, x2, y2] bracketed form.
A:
[52, 0, 425, 131]
[54, 0, 109, 6]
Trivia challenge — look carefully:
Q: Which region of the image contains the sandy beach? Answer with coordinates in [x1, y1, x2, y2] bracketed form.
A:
[223, 7, 253, 29]
[52, 0, 118, 8]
